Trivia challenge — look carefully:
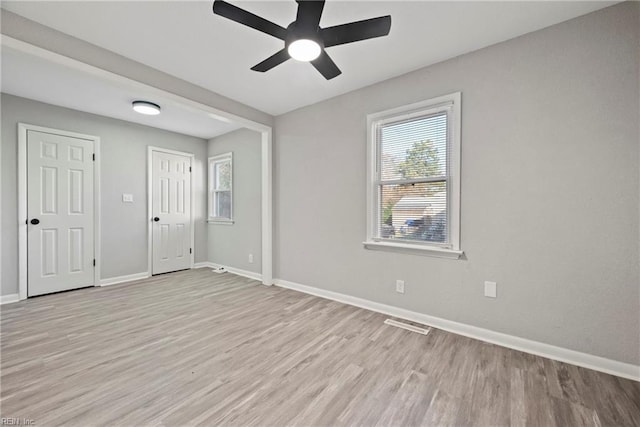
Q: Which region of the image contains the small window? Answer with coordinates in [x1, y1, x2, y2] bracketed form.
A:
[365, 93, 462, 258]
[208, 152, 233, 223]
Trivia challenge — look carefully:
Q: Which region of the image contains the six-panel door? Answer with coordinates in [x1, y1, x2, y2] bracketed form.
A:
[27, 130, 95, 296]
[151, 150, 192, 275]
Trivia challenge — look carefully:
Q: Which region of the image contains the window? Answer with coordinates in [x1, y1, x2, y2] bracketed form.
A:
[365, 93, 462, 258]
[208, 152, 233, 223]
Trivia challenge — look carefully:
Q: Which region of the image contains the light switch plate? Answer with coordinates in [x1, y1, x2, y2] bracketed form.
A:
[122, 193, 134, 203]
[484, 281, 497, 298]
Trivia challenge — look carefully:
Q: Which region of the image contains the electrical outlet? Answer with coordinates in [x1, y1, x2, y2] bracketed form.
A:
[484, 281, 497, 298]
[122, 193, 133, 203]
[248, 253, 254, 263]
[396, 280, 405, 294]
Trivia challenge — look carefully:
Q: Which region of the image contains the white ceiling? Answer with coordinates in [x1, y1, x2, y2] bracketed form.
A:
[2, 1, 617, 116]
[1, 46, 240, 139]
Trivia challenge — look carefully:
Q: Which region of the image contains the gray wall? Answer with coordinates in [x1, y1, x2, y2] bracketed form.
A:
[208, 128, 261, 274]
[1, 94, 209, 295]
[273, 2, 640, 365]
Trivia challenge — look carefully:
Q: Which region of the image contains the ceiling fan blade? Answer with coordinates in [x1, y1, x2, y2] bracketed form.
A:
[311, 50, 341, 80]
[321, 15, 391, 48]
[213, 0, 287, 40]
[251, 49, 291, 72]
[296, 0, 325, 30]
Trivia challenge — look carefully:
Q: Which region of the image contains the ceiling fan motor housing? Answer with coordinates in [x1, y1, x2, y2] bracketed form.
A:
[285, 22, 324, 50]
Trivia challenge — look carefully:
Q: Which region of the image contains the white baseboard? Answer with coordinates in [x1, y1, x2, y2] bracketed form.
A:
[0, 293, 20, 305]
[274, 278, 640, 382]
[212, 263, 262, 282]
[193, 262, 214, 269]
[195, 261, 262, 282]
[99, 272, 150, 287]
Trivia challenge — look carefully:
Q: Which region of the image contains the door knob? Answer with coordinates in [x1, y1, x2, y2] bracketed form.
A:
[153, 217, 160, 222]
[30, 218, 40, 225]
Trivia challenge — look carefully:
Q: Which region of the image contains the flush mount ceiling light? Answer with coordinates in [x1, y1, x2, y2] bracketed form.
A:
[212, 0, 391, 80]
[287, 39, 321, 62]
[132, 100, 161, 115]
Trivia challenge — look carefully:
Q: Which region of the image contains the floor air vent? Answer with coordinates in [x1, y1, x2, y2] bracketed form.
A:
[384, 319, 430, 335]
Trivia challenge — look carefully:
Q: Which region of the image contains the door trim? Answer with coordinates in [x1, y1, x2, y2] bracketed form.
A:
[147, 146, 195, 275]
[17, 123, 101, 301]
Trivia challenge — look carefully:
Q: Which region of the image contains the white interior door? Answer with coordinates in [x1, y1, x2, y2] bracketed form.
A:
[27, 130, 95, 296]
[151, 150, 192, 275]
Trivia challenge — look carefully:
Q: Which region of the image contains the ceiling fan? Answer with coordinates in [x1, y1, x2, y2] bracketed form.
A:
[212, 0, 392, 80]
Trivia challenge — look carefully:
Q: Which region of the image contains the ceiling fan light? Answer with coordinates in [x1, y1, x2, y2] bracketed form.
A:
[288, 39, 321, 62]
[132, 100, 161, 115]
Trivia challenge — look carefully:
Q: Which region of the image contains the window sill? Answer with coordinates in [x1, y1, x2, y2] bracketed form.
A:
[207, 219, 234, 225]
[363, 241, 463, 259]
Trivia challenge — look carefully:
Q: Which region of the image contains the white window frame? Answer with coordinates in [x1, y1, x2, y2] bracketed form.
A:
[364, 92, 463, 259]
[208, 152, 234, 224]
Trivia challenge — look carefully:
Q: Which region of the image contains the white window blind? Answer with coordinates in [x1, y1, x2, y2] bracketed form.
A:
[208, 152, 233, 222]
[367, 93, 461, 255]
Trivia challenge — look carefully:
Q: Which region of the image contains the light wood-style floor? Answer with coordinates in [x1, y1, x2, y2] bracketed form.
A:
[1, 269, 639, 426]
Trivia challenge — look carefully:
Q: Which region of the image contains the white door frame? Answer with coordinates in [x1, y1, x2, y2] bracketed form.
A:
[5, 36, 273, 286]
[17, 123, 101, 301]
[147, 146, 195, 274]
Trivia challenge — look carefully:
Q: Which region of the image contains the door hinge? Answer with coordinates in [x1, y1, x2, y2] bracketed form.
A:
[189, 166, 192, 172]
[92, 153, 95, 161]
[190, 248, 192, 254]
[93, 259, 96, 267]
